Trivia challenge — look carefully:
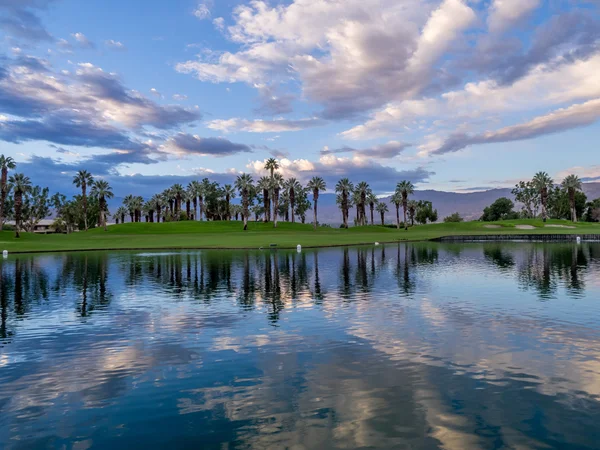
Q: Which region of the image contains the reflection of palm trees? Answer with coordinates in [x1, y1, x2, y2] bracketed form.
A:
[516, 244, 589, 299]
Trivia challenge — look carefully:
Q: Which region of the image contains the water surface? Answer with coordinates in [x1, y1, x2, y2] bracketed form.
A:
[1, 243, 600, 449]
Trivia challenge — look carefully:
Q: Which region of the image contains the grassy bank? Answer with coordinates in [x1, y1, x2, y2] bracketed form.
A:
[1, 219, 599, 254]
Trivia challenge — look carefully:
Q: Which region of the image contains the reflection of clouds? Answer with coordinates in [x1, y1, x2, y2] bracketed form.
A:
[0, 244, 599, 447]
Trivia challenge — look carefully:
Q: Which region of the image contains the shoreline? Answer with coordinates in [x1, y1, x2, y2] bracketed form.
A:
[3, 233, 600, 255]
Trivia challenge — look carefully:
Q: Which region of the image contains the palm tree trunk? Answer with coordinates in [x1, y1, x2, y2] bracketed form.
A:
[273, 191, 279, 228]
[199, 198, 204, 221]
[193, 198, 198, 221]
[396, 205, 400, 229]
[313, 196, 318, 231]
[403, 204, 408, 230]
[0, 168, 6, 232]
[82, 183, 88, 231]
[380, 211, 385, 226]
[570, 189, 577, 222]
[370, 206, 374, 225]
[14, 192, 22, 238]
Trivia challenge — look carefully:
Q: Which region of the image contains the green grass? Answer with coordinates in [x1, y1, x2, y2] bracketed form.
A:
[0, 219, 599, 254]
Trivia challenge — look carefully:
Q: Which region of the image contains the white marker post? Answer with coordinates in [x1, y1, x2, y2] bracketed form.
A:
[297, 244, 302, 253]
[2, 250, 8, 259]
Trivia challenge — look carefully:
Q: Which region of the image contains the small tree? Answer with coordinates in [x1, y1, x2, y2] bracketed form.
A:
[481, 197, 518, 221]
[444, 212, 464, 223]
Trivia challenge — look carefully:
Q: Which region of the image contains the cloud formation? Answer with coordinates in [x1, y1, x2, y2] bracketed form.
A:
[0, 0, 55, 42]
[177, 0, 477, 118]
[105, 39, 126, 51]
[164, 134, 253, 157]
[321, 141, 411, 159]
[207, 117, 325, 133]
[427, 98, 600, 155]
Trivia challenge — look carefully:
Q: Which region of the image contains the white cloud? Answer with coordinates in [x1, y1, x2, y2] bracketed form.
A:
[207, 117, 326, 133]
[193, 2, 212, 20]
[487, 0, 540, 33]
[71, 32, 95, 49]
[426, 98, 600, 155]
[177, 0, 477, 118]
[173, 94, 188, 101]
[149, 88, 162, 97]
[105, 39, 126, 50]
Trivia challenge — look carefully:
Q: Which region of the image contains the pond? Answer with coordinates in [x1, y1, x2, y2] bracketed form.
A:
[1, 243, 600, 449]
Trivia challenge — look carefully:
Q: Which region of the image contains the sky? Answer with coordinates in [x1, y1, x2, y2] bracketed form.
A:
[0, 0, 599, 198]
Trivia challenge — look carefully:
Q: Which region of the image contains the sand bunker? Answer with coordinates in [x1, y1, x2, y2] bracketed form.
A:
[545, 224, 576, 229]
[483, 224, 501, 229]
[515, 225, 536, 229]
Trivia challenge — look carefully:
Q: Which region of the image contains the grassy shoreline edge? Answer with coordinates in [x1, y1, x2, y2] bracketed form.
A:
[1, 219, 599, 254]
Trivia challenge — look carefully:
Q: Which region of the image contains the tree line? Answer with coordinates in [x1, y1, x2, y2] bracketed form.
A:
[482, 171, 597, 222]
[2, 155, 597, 237]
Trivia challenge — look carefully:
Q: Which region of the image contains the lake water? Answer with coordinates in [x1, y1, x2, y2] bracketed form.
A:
[1, 243, 600, 449]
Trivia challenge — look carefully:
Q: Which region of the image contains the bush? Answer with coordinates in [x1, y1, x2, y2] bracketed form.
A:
[444, 212, 464, 223]
[481, 197, 517, 221]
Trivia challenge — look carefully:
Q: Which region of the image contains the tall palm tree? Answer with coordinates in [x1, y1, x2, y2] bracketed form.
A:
[376, 202, 388, 226]
[148, 195, 161, 223]
[0, 155, 16, 231]
[264, 158, 280, 179]
[73, 170, 94, 231]
[562, 174, 582, 222]
[533, 171, 554, 222]
[407, 200, 417, 226]
[257, 176, 271, 222]
[271, 173, 283, 228]
[356, 182, 370, 226]
[91, 180, 114, 231]
[115, 206, 128, 225]
[199, 178, 212, 221]
[123, 195, 135, 222]
[396, 180, 414, 230]
[223, 184, 236, 221]
[235, 174, 254, 230]
[171, 184, 185, 219]
[367, 192, 378, 225]
[335, 178, 354, 228]
[285, 177, 302, 223]
[187, 180, 200, 221]
[391, 192, 402, 229]
[8, 173, 31, 238]
[307, 176, 326, 230]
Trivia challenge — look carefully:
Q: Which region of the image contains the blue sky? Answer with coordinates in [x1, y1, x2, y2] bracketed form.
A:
[0, 0, 599, 198]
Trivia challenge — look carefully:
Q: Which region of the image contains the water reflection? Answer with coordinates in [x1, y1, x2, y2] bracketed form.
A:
[0, 243, 599, 449]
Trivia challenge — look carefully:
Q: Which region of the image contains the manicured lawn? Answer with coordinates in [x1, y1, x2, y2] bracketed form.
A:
[0, 219, 599, 253]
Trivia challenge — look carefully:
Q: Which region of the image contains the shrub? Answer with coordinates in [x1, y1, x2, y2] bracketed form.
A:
[444, 212, 464, 223]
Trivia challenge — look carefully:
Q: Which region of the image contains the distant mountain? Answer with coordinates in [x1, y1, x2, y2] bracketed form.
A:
[106, 183, 600, 225]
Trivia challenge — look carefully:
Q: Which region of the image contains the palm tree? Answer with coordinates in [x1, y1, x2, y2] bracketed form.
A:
[73, 170, 94, 231]
[235, 173, 254, 230]
[407, 200, 417, 226]
[271, 173, 283, 228]
[91, 180, 114, 231]
[391, 192, 402, 229]
[115, 206, 128, 224]
[199, 178, 212, 221]
[307, 176, 326, 230]
[356, 182, 370, 226]
[222, 184, 236, 220]
[533, 171, 554, 222]
[335, 178, 354, 228]
[562, 174, 582, 222]
[367, 192, 378, 225]
[257, 176, 271, 222]
[376, 202, 388, 226]
[8, 173, 31, 238]
[396, 180, 414, 230]
[187, 181, 199, 220]
[171, 184, 185, 219]
[265, 158, 280, 179]
[0, 155, 16, 231]
[285, 177, 302, 223]
[149, 195, 162, 223]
